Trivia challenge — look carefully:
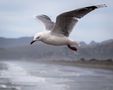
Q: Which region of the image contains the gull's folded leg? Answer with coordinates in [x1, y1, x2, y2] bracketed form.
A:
[67, 45, 77, 51]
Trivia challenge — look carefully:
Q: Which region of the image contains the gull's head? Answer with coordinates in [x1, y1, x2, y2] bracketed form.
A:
[30, 33, 42, 45]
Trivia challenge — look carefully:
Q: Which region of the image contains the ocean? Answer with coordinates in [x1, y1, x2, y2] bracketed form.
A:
[0, 60, 113, 90]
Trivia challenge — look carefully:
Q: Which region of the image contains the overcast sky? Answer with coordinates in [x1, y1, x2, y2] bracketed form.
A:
[0, 0, 113, 43]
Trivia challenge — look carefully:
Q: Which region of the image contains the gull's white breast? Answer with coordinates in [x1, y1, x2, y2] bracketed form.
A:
[41, 32, 69, 45]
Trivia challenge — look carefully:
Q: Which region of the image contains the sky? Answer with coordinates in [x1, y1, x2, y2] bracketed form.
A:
[0, 0, 113, 43]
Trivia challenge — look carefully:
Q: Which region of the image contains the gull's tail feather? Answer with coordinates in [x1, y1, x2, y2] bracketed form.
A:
[96, 4, 107, 8]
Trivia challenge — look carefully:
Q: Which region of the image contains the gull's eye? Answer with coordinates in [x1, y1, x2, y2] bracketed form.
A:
[36, 36, 40, 39]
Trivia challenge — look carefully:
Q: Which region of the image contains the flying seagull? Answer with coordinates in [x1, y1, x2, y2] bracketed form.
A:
[30, 4, 107, 51]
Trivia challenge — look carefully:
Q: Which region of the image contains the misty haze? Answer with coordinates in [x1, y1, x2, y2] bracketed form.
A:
[0, 37, 113, 90]
[0, 0, 113, 90]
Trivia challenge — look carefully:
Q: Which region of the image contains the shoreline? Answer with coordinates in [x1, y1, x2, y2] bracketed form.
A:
[0, 59, 113, 70]
[35, 60, 113, 70]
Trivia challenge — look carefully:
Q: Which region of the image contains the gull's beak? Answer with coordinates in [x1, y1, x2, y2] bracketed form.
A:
[30, 40, 36, 45]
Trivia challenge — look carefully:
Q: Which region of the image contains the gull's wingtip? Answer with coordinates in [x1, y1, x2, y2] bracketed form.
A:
[96, 4, 107, 8]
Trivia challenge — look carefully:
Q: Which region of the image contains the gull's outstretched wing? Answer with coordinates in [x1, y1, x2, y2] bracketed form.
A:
[36, 15, 55, 30]
[52, 4, 107, 37]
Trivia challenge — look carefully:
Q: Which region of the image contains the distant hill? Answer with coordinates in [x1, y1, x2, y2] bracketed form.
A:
[78, 39, 113, 60]
[0, 37, 32, 48]
[0, 37, 113, 60]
